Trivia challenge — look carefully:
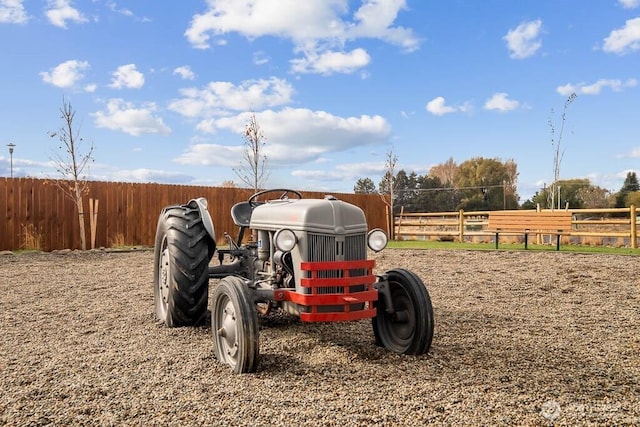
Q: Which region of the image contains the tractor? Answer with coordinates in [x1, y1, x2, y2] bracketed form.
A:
[153, 189, 434, 373]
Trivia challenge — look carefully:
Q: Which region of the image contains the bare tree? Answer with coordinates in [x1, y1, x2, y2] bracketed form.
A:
[48, 98, 94, 250]
[378, 147, 399, 239]
[220, 180, 238, 188]
[547, 92, 577, 209]
[233, 113, 270, 193]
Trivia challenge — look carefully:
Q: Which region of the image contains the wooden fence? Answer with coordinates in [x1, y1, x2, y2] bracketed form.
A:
[395, 207, 639, 248]
[0, 178, 387, 251]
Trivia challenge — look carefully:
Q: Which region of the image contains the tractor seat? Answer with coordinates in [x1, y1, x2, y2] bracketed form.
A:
[231, 201, 262, 227]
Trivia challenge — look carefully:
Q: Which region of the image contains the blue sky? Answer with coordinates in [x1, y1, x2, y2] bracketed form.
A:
[1, 0, 639, 202]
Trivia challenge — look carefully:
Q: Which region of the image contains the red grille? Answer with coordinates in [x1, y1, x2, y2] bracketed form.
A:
[275, 260, 377, 322]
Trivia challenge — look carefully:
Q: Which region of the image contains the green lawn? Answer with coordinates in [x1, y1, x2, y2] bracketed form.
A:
[387, 239, 640, 255]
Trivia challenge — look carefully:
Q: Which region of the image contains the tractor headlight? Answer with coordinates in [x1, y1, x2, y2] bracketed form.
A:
[274, 228, 297, 252]
[367, 229, 388, 252]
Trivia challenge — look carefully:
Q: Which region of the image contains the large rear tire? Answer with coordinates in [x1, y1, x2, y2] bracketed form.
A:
[153, 203, 214, 327]
[212, 276, 260, 373]
[373, 268, 434, 355]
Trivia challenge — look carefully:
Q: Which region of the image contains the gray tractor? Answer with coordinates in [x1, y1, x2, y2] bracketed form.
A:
[153, 189, 434, 373]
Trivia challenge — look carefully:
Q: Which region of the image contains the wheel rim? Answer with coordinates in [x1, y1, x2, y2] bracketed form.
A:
[380, 286, 416, 351]
[215, 295, 240, 368]
[157, 238, 170, 319]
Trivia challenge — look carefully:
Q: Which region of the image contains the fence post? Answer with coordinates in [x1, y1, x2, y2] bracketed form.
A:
[459, 209, 464, 242]
[397, 206, 404, 240]
[631, 204, 637, 249]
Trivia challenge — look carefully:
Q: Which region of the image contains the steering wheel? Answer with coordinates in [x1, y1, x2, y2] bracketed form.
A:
[248, 188, 303, 208]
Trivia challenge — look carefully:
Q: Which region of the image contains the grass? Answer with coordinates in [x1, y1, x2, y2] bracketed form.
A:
[20, 224, 43, 251]
[387, 239, 640, 255]
[109, 233, 127, 248]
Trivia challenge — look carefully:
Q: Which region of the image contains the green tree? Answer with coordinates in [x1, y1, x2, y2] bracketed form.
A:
[626, 191, 640, 208]
[353, 177, 376, 194]
[395, 170, 420, 212]
[414, 175, 455, 212]
[615, 172, 639, 208]
[455, 157, 519, 211]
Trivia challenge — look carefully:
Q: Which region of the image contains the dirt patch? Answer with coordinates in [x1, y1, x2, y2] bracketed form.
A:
[1, 249, 638, 425]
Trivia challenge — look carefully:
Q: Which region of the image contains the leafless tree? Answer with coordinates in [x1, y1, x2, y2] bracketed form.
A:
[547, 92, 577, 209]
[233, 113, 270, 193]
[48, 98, 94, 250]
[379, 147, 399, 239]
[220, 180, 238, 188]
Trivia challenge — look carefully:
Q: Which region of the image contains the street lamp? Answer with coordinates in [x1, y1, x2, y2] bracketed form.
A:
[7, 143, 15, 178]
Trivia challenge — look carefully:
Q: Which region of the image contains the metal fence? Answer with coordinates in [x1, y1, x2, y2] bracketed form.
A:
[1, 178, 387, 251]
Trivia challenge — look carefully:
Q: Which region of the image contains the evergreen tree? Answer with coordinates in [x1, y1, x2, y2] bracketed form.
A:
[615, 172, 640, 207]
[353, 177, 376, 194]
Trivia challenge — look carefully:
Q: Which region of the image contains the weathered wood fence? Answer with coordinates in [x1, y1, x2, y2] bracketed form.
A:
[0, 178, 387, 251]
[395, 207, 639, 248]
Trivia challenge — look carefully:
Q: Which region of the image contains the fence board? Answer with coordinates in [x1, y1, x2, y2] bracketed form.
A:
[0, 178, 386, 251]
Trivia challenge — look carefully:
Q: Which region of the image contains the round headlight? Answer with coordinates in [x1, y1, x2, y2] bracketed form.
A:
[274, 228, 297, 252]
[367, 228, 388, 252]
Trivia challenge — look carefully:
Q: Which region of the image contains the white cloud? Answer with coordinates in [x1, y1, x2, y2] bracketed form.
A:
[84, 83, 97, 93]
[503, 19, 543, 59]
[106, 1, 133, 17]
[618, 0, 640, 9]
[109, 64, 145, 89]
[290, 48, 371, 75]
[291, 161, 385, 183]
[174, 144, 244, 167]
[426, 97, 456, 116]
[0, 0, 29, 23]
[173, 65, 195, 80]
[169, 77, 294, 118]
[253, 51, 269, 65]
[425, 97, 472, 116]
[112, 169, 193, 184]
[93, 98, 171, 136]
[484, 93, 520, 112]
[556, 78, 637, 95]
[618, 146, 640, 158]
[184, 0, 418, 74]
[348, 0, 420, 52]
[603, 17, 640, 54]
[177, 107, 391, 166]
[45, 0, 87, 29]
[40, 59, 89, 88]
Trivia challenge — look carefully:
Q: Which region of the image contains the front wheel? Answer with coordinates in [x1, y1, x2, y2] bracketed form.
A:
[212, 276, 260, 373]
[373, 269, 434, 355]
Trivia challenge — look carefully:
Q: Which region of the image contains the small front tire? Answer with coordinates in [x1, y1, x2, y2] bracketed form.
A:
[373, 268, 434, 355]
[212, 276, 260, 373]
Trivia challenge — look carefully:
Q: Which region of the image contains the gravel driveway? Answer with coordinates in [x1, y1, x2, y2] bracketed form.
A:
[1, 249, 638, 426]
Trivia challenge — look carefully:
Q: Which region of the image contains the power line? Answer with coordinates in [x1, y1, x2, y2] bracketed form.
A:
[396, 184, 507, 193]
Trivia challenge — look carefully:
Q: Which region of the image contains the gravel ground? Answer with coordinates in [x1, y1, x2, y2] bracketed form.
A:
[0, 248, 639, 426]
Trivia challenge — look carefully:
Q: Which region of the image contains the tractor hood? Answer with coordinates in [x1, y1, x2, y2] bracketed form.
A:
[249, 196, 368, 234]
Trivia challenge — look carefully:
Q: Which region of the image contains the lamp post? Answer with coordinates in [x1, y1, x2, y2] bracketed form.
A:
[7, 143, 15, 178]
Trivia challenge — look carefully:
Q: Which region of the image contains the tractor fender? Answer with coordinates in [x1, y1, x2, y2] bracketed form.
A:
[188, 197, 216, 241]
